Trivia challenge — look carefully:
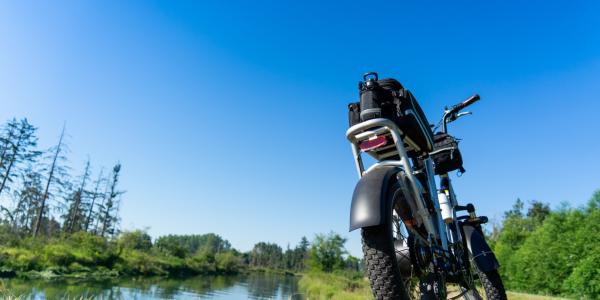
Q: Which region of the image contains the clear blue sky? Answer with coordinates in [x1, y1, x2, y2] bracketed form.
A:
[1, 1, 599, 256]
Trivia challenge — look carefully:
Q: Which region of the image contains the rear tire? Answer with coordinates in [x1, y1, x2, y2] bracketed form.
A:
[362, 225, 410, 300]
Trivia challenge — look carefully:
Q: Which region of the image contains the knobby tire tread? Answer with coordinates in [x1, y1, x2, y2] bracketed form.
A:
[478, 269, 507, 300]
[362, 226, 410, 300]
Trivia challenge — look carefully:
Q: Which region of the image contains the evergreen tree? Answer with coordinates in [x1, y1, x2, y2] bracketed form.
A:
[84, 168, 105, 232]
[526, 200, 551, 226]
[250, 242, 283, 269]
[64, 159, 91, 233]
[12, 166, 44, 233]
[290, 236, 309, 271]
[0, 118, 40, 198]
[99, 163, 123, 238]
[155, 233, 232, 257]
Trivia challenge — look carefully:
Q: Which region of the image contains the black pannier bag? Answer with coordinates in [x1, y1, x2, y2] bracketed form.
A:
[347, 72, 434, 156]
[431, 133, 465, 175]
[348, 102, 361, 127]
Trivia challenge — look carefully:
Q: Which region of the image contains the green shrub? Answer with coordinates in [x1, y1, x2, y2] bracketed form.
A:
[118, 230, 152, 252]
[41, 243, 76, 267]
[68, 262, 91, 273]
[215, 252, 241, 273]
[116, 250, 168, 275]
[186, 251, 215, 273]
[494, 192, 600, 297]
[307, 232, 346, 272]
[0, 247, 40, 271]
[563, 251, 600, 299]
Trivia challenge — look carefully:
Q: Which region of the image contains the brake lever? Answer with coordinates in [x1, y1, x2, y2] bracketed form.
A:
[455, 111, 472, 119]
[446, 111, 472, 124]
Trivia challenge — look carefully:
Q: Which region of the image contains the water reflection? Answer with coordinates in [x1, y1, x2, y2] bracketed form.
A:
[240, 272, 298, 299]
[0, 272, 299, 299]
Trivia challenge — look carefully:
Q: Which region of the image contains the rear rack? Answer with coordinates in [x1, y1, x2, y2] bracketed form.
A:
[346, 118, 438, 238]
[346, 118, 418, 178]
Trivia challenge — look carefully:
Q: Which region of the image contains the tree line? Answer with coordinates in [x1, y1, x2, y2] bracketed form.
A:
[489, 191, 600, 299]
[0, 118, 123, 239]
[0, 227, 359, 278]
[0, 118, 360, 279]
[118, 231, 361, 275]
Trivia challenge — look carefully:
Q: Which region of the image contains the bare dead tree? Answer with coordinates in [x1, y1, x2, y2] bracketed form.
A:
[64, 158, 91, 233]
[33, 125, 66, 238]
[84, 168, 104, 232]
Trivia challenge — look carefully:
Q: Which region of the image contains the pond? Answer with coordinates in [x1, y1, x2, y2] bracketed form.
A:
[0, 272, 301, 299]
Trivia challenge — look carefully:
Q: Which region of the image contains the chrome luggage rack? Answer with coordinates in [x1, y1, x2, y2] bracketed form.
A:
[345, 118, 438, 238]
[345, 118, 421, 178]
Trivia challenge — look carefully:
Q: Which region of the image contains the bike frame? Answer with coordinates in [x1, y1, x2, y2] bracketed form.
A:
[440, 173, 467, 275]
[346, 91, 502, 298]
[346, 118, 449, 251]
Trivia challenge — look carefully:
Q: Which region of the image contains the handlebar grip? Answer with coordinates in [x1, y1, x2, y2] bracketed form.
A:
[453, 94, 480, 112]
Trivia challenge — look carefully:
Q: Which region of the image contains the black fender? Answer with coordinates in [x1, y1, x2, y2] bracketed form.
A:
[462, 224, 499, 272]
[349, 166, 400, 232]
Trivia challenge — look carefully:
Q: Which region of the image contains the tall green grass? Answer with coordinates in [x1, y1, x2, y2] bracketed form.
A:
[298, 271, 371, 300]
[300, 272, 572, 300]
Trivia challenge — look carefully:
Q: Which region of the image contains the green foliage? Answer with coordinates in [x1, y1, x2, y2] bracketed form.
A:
[343, 255, 361, 272]
[308, 232, 347, 272]
[0, 224, 20, 247]
[0, 247, 40, 272]
[118, 230, 152, 252]
[526, 201, 551, 226]
[113, 233, 244, 276]
[0, 231, 246, 278]
[493, 191, 600, 299]
[155, 233, 231, 258]
[283, 236, 309, 271]
[0, 232, 118, 275]
[562, 251, 600, 299]
[299, 270, 371, 300]
[186, 251, 216, 273]
[215, 252, 242, 273]
[116, 249, 182, 276]
[506, 210, 582, 294]
[250, 242, 283, 269]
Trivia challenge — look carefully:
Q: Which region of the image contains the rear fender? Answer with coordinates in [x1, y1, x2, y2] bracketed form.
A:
[349, 166, 400, 231]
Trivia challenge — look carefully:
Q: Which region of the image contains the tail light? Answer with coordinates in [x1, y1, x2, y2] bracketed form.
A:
[359, 135, 387, 152]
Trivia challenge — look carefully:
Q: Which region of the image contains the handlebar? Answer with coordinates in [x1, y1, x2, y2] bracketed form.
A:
[441, 94, 481, 133]
[450, 94, 480, 114]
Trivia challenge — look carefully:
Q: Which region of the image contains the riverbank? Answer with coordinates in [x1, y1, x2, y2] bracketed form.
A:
[0, 229, 321, 281]
[0, 232, 243, 279]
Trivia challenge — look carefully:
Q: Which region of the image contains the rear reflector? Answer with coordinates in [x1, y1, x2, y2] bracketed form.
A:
[360, 135, 387, 152]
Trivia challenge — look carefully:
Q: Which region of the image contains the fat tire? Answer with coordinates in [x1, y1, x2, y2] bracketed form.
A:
[362, 225, 410, 300]
[477, 269, 507, 300]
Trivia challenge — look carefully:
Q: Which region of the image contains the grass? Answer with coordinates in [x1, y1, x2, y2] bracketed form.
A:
[298, 271, 372, 300]
[507, 291, 570, 300]
[299, 272, 571, 300]
[448, 285, 570, 300]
